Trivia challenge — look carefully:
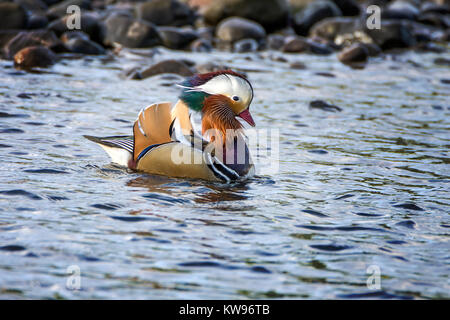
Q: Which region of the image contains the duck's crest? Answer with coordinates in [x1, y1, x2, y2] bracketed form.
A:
[178, 69, 250, 111]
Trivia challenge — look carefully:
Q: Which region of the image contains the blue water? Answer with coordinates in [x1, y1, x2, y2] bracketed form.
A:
[0, 48, 448, 299]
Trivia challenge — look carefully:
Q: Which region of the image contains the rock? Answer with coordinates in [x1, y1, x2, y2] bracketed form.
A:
[27, 14, 49, 29]
[136, 0, 196, 26]
[290, 60, 306, 69]
[158, 27, 198, 50]
[48, 12, 105, 44]
[288, 0, 316, 13]
[0, 3, 27, 29]
[4, 30, 65, 59]
[418, 12, 449, 28]
[216, 17, 266, 43]
[310, 17, 362, 41]
[415, 42, 445, 53]
[282, 35, 333, 54]
[363, 42, 381, 56]
[292, 0, 342, 36]
[15, 0, 48, 12]
[421, 2, 450, 15]
[308, 39, 333, 54]
[233, 38, 259, 52]
[198, 0, 289, 32]
[0, 30, 22, 56]
[267, 33, 285, 50]
[282, 35, 309, 52]
[133, 59, 194, 80]
[46, 0, 92, 20]
[382, 1, 420, 21]
[103, 13, 161, 48]
[189, 38, 212, 52]
[61, 30, 89, 42]
[309, 100, 342, 112]
[434, 57, 450, 66]
[197, 27, 214, 41]
[331, 0, 360, 16]
[64, 37, 106, 55]
[14, 46, 56, 69]
[195, 62, 231, 74]
[338, 42, 369, 63]
[364, 20, 416, 50]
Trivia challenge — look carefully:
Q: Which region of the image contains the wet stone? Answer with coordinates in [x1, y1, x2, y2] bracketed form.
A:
[309, 100, 342, 112]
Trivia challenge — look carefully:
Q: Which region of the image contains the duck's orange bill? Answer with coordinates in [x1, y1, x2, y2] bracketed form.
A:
[238, 109, 255, 127]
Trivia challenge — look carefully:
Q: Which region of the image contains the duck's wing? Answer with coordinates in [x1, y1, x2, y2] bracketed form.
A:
[133, 102, 173, 162]
[170, 100, 209, 151]
[136, 142, 241, 182]
[84, 135, 133, 167]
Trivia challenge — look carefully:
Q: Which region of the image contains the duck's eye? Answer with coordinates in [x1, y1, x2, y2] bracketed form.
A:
[232, 96, 240, 101]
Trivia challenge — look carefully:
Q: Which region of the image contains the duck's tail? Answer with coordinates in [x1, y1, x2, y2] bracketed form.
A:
[84, 135, 133, 167]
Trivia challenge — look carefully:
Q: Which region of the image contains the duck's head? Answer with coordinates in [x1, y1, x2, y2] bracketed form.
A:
[178, 70, 255, 135]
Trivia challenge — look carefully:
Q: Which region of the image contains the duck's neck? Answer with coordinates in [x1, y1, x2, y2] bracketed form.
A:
[201, 98, 252, 173]
[201, 97, 242, 144]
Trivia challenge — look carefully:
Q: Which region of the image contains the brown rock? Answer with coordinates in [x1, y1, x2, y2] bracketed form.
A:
[216, 17, 266, 43]
[4, 30, 66, 59]
[338, 43, 369, 63]
[282, 36, 309, 52]
[133, 60, 194, 80]
[14, 46, 56, 69]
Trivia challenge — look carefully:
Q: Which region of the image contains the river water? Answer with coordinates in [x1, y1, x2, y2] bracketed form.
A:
[0, 48, 448, 299]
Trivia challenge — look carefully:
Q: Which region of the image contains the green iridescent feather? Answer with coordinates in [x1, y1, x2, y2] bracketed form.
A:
[178, 80, 209, 112]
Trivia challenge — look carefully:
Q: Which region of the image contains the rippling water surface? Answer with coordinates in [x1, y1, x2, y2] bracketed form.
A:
[0, 48, 448, 299]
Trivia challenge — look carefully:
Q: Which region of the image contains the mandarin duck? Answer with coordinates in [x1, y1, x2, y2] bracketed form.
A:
[84, 70, 256, 182]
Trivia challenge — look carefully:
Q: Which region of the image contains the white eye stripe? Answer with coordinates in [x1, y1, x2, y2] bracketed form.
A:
[194, 75, 253, 105]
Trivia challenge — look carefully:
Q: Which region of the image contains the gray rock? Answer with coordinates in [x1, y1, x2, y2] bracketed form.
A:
[14, 45, 56, 69]
[48, 12, 105, 44]
[364, 20, 416, 49]
[199, 0, 289, 32]
[292, 0, 342, 36]
[381, 1, 420, 21]
[0, 3, 27, 30]
[135, 0, 196, 26]
[233, 38, 259, 52]
[133, 59, 194, 80]
[27, 14, 49, 29]
[338, 42, 369, 63]
[103, 13, 161, 48]
[64, 37, 106, 55]
[4, 30, 66, 59]
[158, 27, 198, 50]
[216, 17, 266, 43]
